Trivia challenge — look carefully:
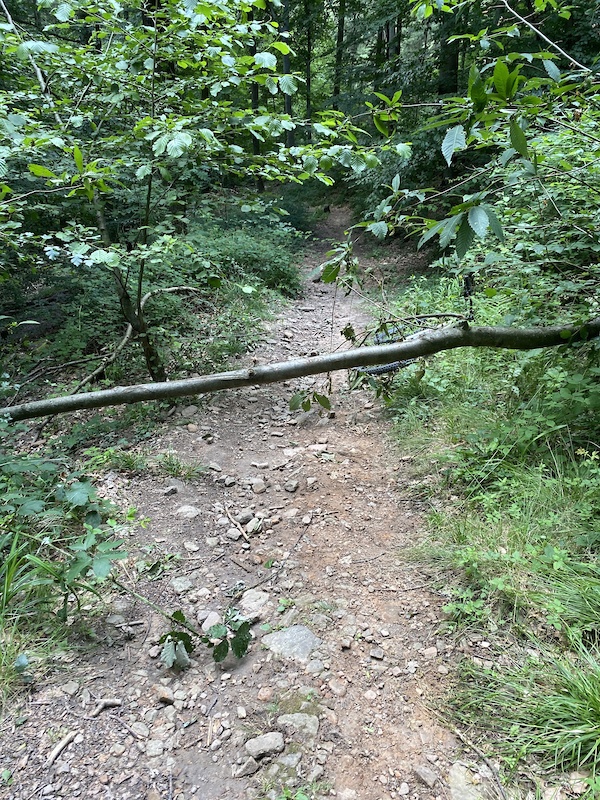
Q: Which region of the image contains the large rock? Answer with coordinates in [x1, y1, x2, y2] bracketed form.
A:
[240, 589, 272, 622]
[261, 625, 322, 664]
[277, 713, 319, 744]
[245, 732, 285, 759]
[448, 763, 488, 800]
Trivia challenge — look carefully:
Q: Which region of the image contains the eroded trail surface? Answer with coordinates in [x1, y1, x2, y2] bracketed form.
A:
[3, 216, 495, 800]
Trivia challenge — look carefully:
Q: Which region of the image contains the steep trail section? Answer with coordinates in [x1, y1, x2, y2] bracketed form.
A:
[1, 218, 495, 800]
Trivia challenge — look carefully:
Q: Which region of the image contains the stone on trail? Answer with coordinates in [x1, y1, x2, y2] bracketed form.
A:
[239, 589, 271, 621]
[284, 479, 299, 493]
[413, 764, 438, 788]
[277, 713, 319, 744]
[245, 732, 285, 759]
[170, 576, 193, 594]
[448, 763, 488, 800]
[233, 757, 260, 778]
[261, 625, 322, 664]
[176, 505, 201, 519]
[201, 611, 222, 632]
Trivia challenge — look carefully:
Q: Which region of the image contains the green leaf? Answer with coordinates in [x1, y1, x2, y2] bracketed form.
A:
[172, 609, 187, 624]
[28, 164, 57, 178]
[455, 216, 475, 259]
[166, 132, 193, 157]
[207, 623, 228, 639]
[272, 42, 291, 55]
[289, 392, 305, 411]
[482, 204, 504, 242]
[213, 640, 229, 662]
[439, 214, 463, 250]
[73, 145, 84, 173]
[231, 621, 252, 658]
[543, 59, 560, 81]
[301, 398, 311, 412]
[254, 52, 277, 70]
[279, 74, 298, 95]
[65, 481, 94, 507]
[418, 217, 452, 250]
[367, 221, 388, 239]
[321, 261, 341, 283]
[373, 115, 389, 136]
[493, 60, 509, 99]
[92, 556, 112, 579]
[313, 393, 331, 410]
[16, 41, 59, 58]
[174, 640, 191, 668]
[509, 119, 528, 158]
[467, 205, 489, 238]
[441, 125, 466, 167]
[54, 3, 73, 20]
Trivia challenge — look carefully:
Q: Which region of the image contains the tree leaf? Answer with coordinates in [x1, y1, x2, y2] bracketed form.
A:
[271, 42, 291, 55]
[455, 216, 475, 259]
[493, 60, 509, 99]
[441, 125, 466, 167]
[279, 74, 298, 95]
[367, 221, 388, 239]
[482, 204, 504, 242]
[509, 119, 528, 158]
[166, 132, 193, 157]
[28, 164, 57, 178]
[468, 205, 490, 238]
[313, 393, 331, 410]
[543, 59, 561, 81]
[254, 52, 277, 70]
[73, 145, 84, 173]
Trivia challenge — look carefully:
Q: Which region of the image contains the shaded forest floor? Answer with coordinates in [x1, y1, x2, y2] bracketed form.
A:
[1, 210, 502, 800]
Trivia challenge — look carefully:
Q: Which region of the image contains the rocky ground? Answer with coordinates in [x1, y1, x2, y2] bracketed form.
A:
[1, 211, 502, 800]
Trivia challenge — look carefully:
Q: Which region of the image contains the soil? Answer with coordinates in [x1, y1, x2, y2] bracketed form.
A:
[1, 210, 496, 800]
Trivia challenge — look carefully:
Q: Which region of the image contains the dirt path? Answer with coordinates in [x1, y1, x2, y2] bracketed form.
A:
[2, 212, 496, 800]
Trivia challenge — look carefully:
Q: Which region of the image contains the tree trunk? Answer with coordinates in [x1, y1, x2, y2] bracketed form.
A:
[304, 0, 312, 129]
[281, 0, 294, 146]
[333, 0, 346, 110]
[4, 318, 600, 422]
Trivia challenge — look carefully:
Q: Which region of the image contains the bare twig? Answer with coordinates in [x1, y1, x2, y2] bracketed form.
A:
[87, 698, 122, 718]
[47, 731, 77, 766]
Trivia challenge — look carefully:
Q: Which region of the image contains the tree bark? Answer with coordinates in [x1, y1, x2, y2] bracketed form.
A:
[3, 319, 599, 422]
[333, 0, 346, 110]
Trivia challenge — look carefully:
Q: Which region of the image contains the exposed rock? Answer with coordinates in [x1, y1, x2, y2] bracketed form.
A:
[170, 576, 193, 594]
[240, 589, 271, 621]
[448, 763, 488, 800]
[201, 611, 222, 632]
[284, 480, 299, 493]
[261, 625, 322, 664]
[277, 713, 319, 744]
[245, 732, 285, 759]
[60, 681, 79, 697]
[176, 505, 201, 519]
[152, 685, 174, 705]
[252, 479, 267, 494]
[328, 678, 347, 697]
[369, 647, 385, 660]
[413, 764, 438, 788]
[145, 739, 164, 757]
[233, 757, 260, 778]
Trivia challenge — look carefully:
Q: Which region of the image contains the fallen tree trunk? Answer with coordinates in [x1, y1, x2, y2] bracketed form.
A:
[2, 318, 599, 422]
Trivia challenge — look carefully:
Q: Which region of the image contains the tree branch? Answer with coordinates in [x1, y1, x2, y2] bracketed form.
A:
[2, 318, 599, 423]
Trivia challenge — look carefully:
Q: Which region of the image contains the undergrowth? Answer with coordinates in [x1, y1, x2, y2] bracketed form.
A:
[381, 270, 600, 794]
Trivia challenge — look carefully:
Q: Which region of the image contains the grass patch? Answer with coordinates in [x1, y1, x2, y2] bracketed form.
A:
[379, 273, 600, 792]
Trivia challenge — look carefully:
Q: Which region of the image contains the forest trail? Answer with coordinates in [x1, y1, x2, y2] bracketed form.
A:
[2, 211, 498, 800]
